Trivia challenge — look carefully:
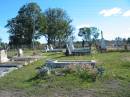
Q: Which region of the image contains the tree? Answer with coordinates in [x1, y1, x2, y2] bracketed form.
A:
[114, 37, 123, 47]
[78, 27, 100, 48]
[91, 27, 100, 43]
[5, 2, 45, 48]
[0, 38, 1, 43]
[127, 38, 130, 44]
[42, 8, 73, 47]
[0, 38, 2, 48]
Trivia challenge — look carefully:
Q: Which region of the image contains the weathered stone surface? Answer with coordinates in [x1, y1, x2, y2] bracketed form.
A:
[17, 49, 23, 57]
[0, 50, 9, 63]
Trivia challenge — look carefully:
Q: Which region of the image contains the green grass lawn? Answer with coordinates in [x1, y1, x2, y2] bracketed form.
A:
[0, 52, 130, 97]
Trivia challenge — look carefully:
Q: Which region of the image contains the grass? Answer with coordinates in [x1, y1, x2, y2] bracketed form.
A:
[0, 51, 130, 97]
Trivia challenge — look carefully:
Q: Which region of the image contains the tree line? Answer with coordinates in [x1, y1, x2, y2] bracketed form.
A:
[5, 2, 73, 48]
[6, 2, 129, 50]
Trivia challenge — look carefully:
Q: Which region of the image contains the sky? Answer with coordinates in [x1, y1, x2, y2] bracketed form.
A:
[0, 0, 130, 43]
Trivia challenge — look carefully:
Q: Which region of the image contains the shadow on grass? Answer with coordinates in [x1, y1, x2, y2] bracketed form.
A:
[26, 75, 40, 82]
[52, 55, 67, 59]
[26, 73, 51, 83]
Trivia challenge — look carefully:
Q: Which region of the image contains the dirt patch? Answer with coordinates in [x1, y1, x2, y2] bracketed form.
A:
[0, 80, 127, 97]
[0, 89, 96, 97]
[0, 90, 27, 97]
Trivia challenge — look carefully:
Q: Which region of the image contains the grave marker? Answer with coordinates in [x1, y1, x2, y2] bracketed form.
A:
[0, 50, 9, 63]
[17, 49, 23, 57]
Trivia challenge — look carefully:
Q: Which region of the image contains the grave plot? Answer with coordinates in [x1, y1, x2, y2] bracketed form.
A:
[65, 37, 91, 56]
[46, 60, 96, 68]
[0, 49, 43, 77]
[38, 60, 96, 75]
[0, 67, 17, 77]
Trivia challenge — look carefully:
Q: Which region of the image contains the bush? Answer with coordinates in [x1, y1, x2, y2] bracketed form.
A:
[62, 67, 75, 74]
[77, 68, 97, 82]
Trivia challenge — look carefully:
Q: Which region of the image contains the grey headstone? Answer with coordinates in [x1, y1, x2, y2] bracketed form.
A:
[100, 31, 106, 49]
[101, 38, 106, 49]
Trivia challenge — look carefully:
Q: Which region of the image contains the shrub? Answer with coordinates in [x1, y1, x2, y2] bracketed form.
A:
[62, 67, 75, 74]
[77, 68, 97, 82]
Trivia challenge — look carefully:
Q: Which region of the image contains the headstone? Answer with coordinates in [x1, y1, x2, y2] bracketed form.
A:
[70, 42, 75, 51]
[17, 49, 23, 57]
[66, 44, 72, 55]
[68, 37, 75, 51]
[100, 31, 106, 49]
[45, 45, 49, 52]
[50, 44, 54, 50]
[0, 50, 9, 63]
[101, 38, 106, 49]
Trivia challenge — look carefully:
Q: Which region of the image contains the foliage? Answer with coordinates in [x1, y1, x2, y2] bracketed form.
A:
[5, 2, 45, 48]
[5, 3, 74, 48]
[114, 37, 123, 47]
[42, 8, 74, 46]
[0, 38, 2, 48]
[127, 37, 130, 44]
[0, 38, 8, 49]
[76, 68, 97, 82]
[78, 27, 100, 48]
[0, 38, 1, 43]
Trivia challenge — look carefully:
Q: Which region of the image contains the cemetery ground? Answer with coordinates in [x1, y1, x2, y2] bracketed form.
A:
[0, 51, 130, 97]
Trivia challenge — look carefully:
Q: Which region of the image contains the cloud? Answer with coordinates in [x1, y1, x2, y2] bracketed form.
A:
[99, 7, 122, 16]
[122, 10, 130, 16]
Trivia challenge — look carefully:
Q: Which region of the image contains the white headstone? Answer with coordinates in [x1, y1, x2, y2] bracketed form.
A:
[0, 50, 9, 63]
[70, 42, 75, 51]
[66, 44, 72, 55]
[50, 44, 53, 50]
[68, 38, 75, 51]
[18, 49, 23, 57]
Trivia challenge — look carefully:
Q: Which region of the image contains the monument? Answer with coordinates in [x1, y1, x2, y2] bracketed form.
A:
[45, 45, 49, 52]
[17, 49, 23, 57]
[65, 37, 91, 55]
[50, 44, 54, 50]
[66, 37, 75, 54]
[0, 50, 9, 63]
[100, 31, 106, 52]
[65, 44, 72, 55]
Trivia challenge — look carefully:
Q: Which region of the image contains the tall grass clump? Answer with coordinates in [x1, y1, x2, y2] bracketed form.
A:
[75, 65, 97, 82]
